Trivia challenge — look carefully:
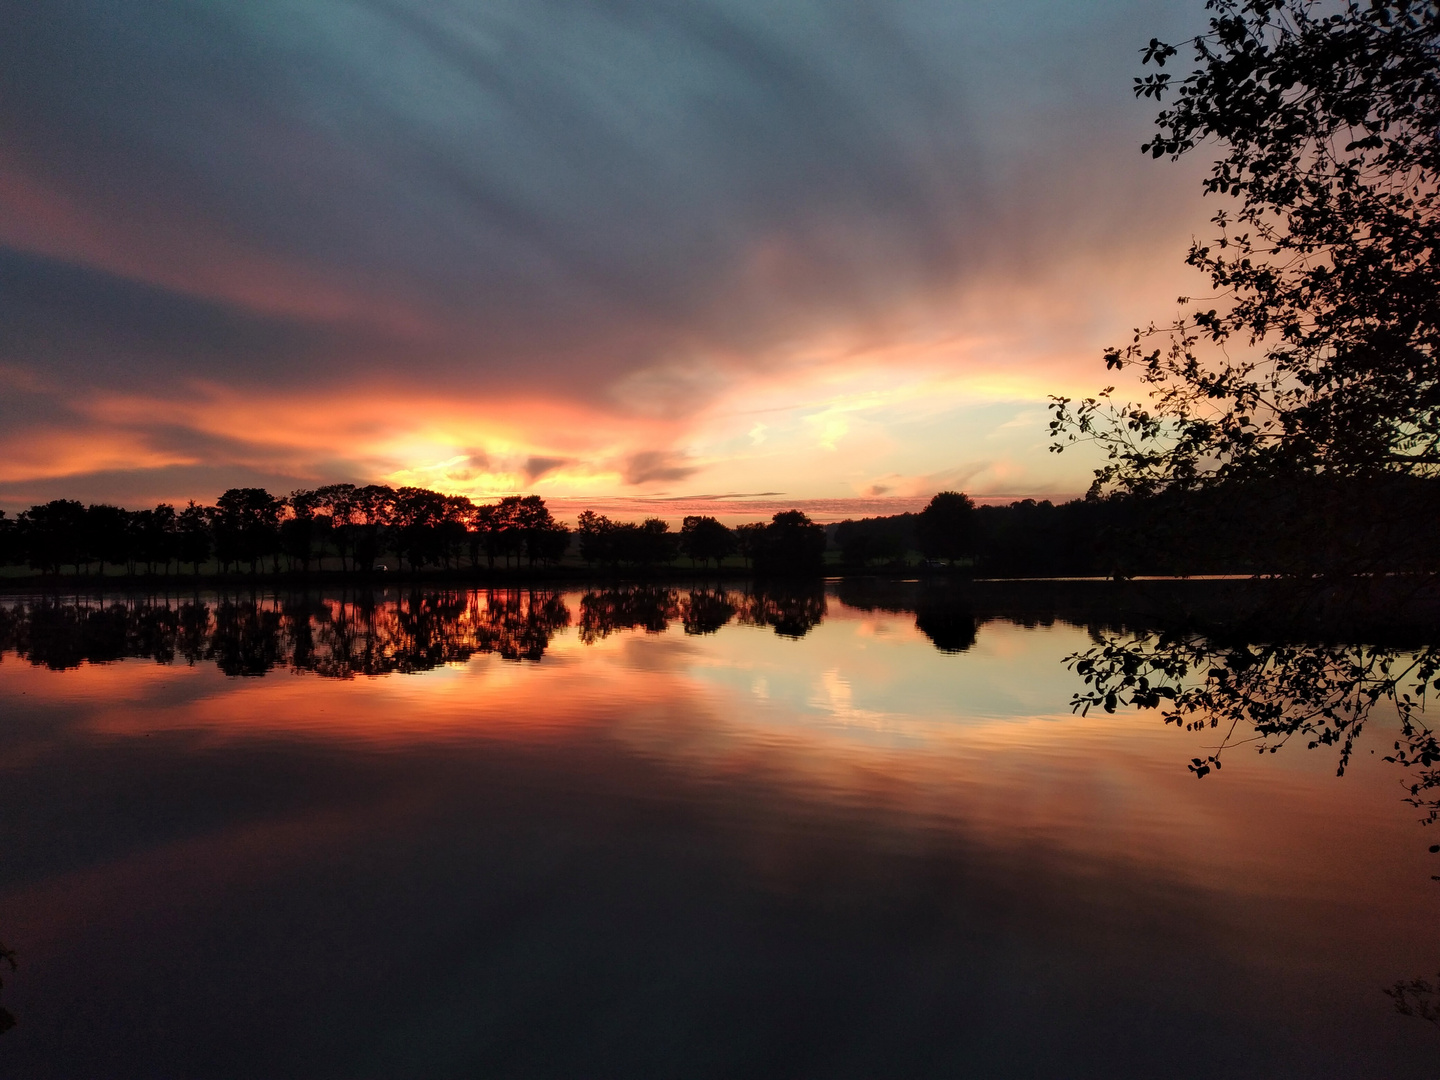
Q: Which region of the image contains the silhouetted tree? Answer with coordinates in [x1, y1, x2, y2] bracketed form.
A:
[469, 502, 498, 569]
[391, 487, 454, 571]
[751, 510, 827, 575]
[17, 500, 87, 574]
[734, 522, 767, 568]
[1048, 0, 1440, 885]
[513, 495, 567, 566]
[1053, 0, 1440, 507]
[350, 484, 395, 572]
[215, 489, 284, 574]
[85, 503, 131, 574]
[915, 491, 976, 565]
[680, 515, 735, 567]
[130, 503, 177, 574]
[576, 510, 614, 566]
[834, 515, 911, 566]
[0, 512, 14, 568]
[282, 490, 324, 573]
[316, 483, 359, 570]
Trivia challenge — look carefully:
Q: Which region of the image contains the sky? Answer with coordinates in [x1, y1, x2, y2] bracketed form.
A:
[0, 0, 1215, 517]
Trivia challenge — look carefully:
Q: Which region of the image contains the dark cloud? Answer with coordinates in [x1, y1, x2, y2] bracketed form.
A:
[624, 450, 700, 486]
[0, 0, 1199, 402]
[0, 464, 326, 509]
[523, 456, 570, 482]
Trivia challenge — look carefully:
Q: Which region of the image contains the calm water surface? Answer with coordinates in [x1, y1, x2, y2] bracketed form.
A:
[0, 583, 1434, 1077]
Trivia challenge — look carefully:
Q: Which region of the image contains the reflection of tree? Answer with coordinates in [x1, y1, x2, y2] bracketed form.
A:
[837, 580, 978, 653]
[209, 600, 285, 677]
[475, 590, 572, 661]
[680, 588, 736, 636]
[737, 583, 826, 639]
[1066, 615, 1440, 824]
[578, 588, 679, 644]
[1386, 974, 1440, 1029]
[914, 604, 978, 654]
[0, 590, 579, 678]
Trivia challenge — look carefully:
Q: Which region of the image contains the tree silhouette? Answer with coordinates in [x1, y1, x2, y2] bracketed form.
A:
[915, 492, 976, 565]
[680, 515, 735, 567]
[751, 511, 827, 575]
[316, 484, 358, 571]
[215, 489, 284, 574]
[282, 490, 324, 573]
[1053, 0, 1440, 499]
[17, 500, 87, 574]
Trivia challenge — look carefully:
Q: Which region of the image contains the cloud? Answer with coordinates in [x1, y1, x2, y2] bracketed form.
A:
[0, 0, 1209, 506]
[523, 456, 570, 482]
[624, 451, 701, 487]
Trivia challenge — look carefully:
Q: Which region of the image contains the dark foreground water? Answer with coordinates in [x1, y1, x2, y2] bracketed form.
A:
[0, 582, 1435, 1077]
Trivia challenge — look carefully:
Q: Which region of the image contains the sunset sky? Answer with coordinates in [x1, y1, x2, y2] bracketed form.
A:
[0, 0, 1214, 516]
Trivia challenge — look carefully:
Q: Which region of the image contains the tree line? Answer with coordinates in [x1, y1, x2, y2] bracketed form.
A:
[833, 478, 1440, 577]
[0, 485, 833, 577]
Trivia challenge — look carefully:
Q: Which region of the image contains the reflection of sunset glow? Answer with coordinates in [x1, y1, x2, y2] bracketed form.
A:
[2, 595, 1432, 916]
[1, 588, 1435, 1073]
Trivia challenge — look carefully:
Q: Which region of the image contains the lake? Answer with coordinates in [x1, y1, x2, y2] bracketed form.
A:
[0, 581, 1435, 1077]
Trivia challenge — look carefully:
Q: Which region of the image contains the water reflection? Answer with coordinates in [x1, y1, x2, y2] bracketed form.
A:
[0, 582, 1436, 1074]
[0, 584, 849, 677]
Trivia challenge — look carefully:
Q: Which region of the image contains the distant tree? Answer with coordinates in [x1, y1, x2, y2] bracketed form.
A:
[469, 503, 498, 569]
[513, 495, 564, 567]
[349, 485, 395, 572]
[441, 495, 474, 569]
[680, 515, 735, 567]
[138, 503, 178, 574]
[17, 500, 87, 574]
[0, 511, 14, 567]
[85, 504, 131, 574]
[752, 511, 827, 574]
[178, 501, 211, 574]
[215, 488, 284, 574]
[733, 522, 767, 568]
[492, 496, 528, 567]
[391, 487, 455, 571]
[576, 510, 614, 566]
[915, 491, 976, 565]
[315, 483, 358, 570]
[833, 515, 911, 566]
[636, 518, 678, 567]
[282, 490, 324, 573]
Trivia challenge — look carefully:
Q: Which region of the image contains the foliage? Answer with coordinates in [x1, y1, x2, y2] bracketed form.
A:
[833, 513, 914, 566]
[679, 515, 736, 566]
[750, 511, 828, 574]
[1046, 4, 1440, 908]
[1051, 0, 1440, 494]
[915, 492, 976, 564]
